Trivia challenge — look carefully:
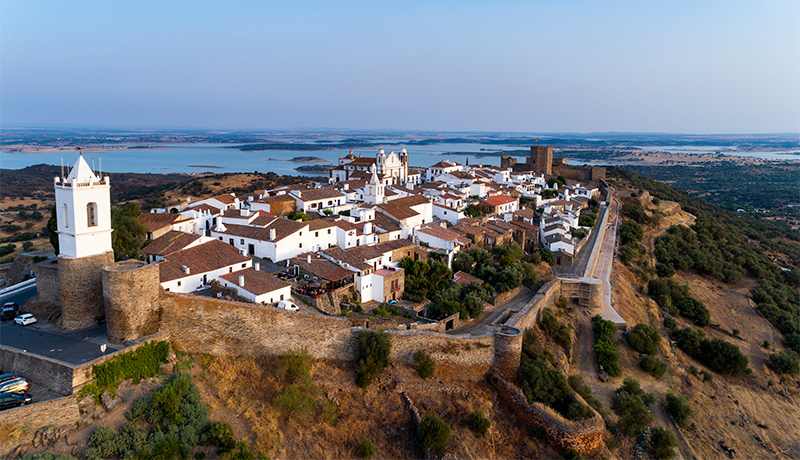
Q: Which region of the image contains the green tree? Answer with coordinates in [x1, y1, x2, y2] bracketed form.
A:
[466, 410, 491, 437]
[418, 414, 451, 452]
[355, 330, 392, 388]
[111, 203, 148, 260]
[414, 349, 435, 379]
[47, 205, 59, 255]
[665, 393, 693, 429]
[628, 323, 661, 355]
[611, 378, 653, 436]
[770, 350, 800, 375]
[356, 437, 376, 458]
[649, 427, 677, 459]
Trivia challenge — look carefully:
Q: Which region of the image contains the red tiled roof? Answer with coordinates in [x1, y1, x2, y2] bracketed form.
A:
[417, 224, 464, 243]
[137, 212, 192, 233]
[292, 188, 346, 202]
[143, 231, 201, 256]
[220, 268, 290, 295]
[158, 240, 250, 283]
[217, 219, 306, 242]
[453, 270, 483, 285]
[211, 193, 238, 205]
[290, 253, 355, 282]
[480, 195, 517, 207]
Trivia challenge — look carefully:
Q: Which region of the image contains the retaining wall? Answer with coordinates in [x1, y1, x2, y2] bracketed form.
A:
[0, 346, 76, 396]
[490, 374, 604, 456]
[33, 260, 60, 306]
[0, 396, 81, 458]
[505, 279, 562, 331]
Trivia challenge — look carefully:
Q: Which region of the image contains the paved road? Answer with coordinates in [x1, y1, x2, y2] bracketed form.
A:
[590, 197, 625, 323]
[451, 287, 536, 336]
[0, 321, 114, 365]
[0, 285, 39, 307]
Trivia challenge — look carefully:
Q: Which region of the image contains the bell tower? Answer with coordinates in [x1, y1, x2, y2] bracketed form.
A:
[52, 154, 115, 329]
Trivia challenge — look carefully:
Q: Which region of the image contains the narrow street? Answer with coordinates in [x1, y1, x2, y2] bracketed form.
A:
[451, 287, 536, 336]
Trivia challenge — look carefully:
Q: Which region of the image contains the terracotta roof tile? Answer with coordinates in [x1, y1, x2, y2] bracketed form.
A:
[220, 268, 290, 295]
[137, 212, 192, 232]
[159, 240, 250, 283]
[143, 231, 202, 256]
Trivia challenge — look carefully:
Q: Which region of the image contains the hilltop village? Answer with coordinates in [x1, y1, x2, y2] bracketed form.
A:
[136, 145, 606, 306]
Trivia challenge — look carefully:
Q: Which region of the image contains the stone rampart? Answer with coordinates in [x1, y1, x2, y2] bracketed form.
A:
[59, 251, 115, 329]
[489, 373, 604, 456]
[560, 278, 603, 313]
[387, 328, 494, 374]
[102, 260, 162, 345]
[33, 259, 60, 306]
[0, 395, 81, 458]
[161, 293, 358, 360]
[0, 345, 76, 396]
[490, 284, 525, 306]
[505, 279, 562, 331]
[493, 326, 523, 381]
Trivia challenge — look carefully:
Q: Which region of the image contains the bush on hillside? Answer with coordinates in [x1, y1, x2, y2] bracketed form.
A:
[565, 401, 595, 421]
[622, 203, 649, 224]
[611, 379, 654, 437]
[466, 410, 491, 437]
[418, 414, 451, 452]
[649, 427, 677, 459]
[355, 330, 392, 388]
[540, 307, 572, 349]
[568, 375, 606, 417]
[787, 334, 800, 354]
[356, 437, 376, 458]
[640, 354, 667, 378]
[628, 323, 661, 355]
[665, 392, 694, 429]
[414, 349, 435, 379]
[277, 347, 313, 385]
[592, 315, 621, 376]
[619, 221, 644, 245]
[671, 327, 749, 376]
[674, 297, 711, 326]
[519, 357, 571, 409]
[770, 350, 800, 375]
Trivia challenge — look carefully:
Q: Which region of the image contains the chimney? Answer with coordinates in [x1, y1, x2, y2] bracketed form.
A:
[343, 183, 349, 190]
[243, 209, 250, 217]
[364, 222, 373, 234]
[182, 265, 190, 274]
[270, 228, 276, 240]
[239, 275, 245, 286]
[307, 254, 312, 264]
[254, 262, 260, 271]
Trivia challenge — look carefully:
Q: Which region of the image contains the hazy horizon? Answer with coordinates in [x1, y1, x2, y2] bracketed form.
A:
[2, 1, 798, 134]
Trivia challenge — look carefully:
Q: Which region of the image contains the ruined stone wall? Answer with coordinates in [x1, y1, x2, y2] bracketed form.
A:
[561, 278, 603, 313]
[102, 261, 162, 345]
[491, 284, 525, 306]
[490, 374, 604, 456]
[505, 279, 562, 331]
[0, 396, 81, 458]
[3, 253, 37, 287]
[381, 269, 404, 302]
[59, 251, 115, 330]
[387, 329, 494, 380]
[0, 346, 76, 396]
[33, 260, 60, 306]
[161, 293, 358, 360]
[552, 164, 606, 182]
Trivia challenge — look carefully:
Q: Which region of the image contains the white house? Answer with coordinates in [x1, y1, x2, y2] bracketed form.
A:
[375, 195, 433, 239]
[290, 188, 347, 214]
[211, 218, 337, 262]
[158, 239, 252, 293]
[218, 264, 292, 305]
[426, 160, 462, 182]
[415, 223, 470, 267]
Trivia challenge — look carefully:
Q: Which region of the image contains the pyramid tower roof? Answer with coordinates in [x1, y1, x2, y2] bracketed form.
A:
[66, 155, 99, 183]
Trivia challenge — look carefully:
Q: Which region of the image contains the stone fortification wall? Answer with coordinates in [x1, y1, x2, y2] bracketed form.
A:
[0, 395, 81, 458]
[560, 278, 603, 313]
[161, 293, 358, 360]
[71, 332, 170, 392]
[3, 253, 37, 287]
[102, 260, 162, 344]
[505, 279, 562, 331]
[387, 328, 494, 375]
[493, 326, 523, 381]
[33, 259, 60, 306]
[491, 284, 526, 306]
[490, 374, 604, 456]
[0, 345, 76, 396]
[59, 251, 115, 330]
[552, 163, 606, 182]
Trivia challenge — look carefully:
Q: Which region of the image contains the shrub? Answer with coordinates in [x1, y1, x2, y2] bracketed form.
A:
[80, 340, 170, 402]
[787, 334, 800, 354]
[277, 347, 313, 385]
[619, 221, 644, 245]
[522, 328, 539, 358]
[540, 307, 571, 349]
[418, 414, 451, 452]
[414, 350, 435, 379]
[663, 315, 677, 330]
[640, 354, 667, 378]
[565, 401, 595, 421]
[206, 422, 236, 454]
[274, 385, 316, 417]
[770, 350, 800, 375]
[356, 437, 376, 458]
[466, 410, 491, 437]
[674, 297, 711, 326]
[355, 330, 392, 388]
[649, 427, 677, 459]
[656, 263, 675, 278]
[519, 357, 571, 409]
[611, 379, 653, 437]
[672, 327, 749, 375]
[87, 426, 119, 458]
[628, 323, 661, 355]
[592, 315, 621, 376]
[537, 248, 555, 265]
[665, 393, 694, 429]
[568, 375, 606, 417]
[563, 448, 586, 460]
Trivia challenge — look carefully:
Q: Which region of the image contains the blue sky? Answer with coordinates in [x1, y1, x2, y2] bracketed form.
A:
[1, 1, 798, 133]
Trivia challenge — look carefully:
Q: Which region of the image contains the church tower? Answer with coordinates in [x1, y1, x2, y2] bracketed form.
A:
[55, 155, 113, 258]
[364, 165, 385, 205]
[53, 155, 115, 329]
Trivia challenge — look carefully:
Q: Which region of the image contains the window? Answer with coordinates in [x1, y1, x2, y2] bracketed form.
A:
[242, 263, 246, 268]
[177, 281, 182, 287]
[280, 294, 284, 300]
[219, 237, 223, 241]
[87, 202, 98, 227]
[327, 229, 331, 234]
[62, 204, 69, 228]
[240, 239, 244, 244]
[299, 232, 302, 236]
[229, 267, 233, 273]
[327, 200, 332, 206]
[229, 238, 234, 245]
[315, 231, 319, 237]
[299, 243, 303, 248]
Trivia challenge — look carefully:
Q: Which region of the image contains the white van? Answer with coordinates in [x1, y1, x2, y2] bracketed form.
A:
[277, 300, 299, 311]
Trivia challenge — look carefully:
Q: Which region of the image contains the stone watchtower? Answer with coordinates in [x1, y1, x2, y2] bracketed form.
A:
[53, 155, 115, 329]
[530, 145, 553, 175]
[102, 260, 161, 344]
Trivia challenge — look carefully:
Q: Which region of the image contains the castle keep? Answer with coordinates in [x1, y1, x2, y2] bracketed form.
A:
[501, 145, 606, 182]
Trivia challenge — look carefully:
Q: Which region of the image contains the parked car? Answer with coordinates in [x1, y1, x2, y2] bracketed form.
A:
[1, 302, 19, 321]
[0, 378, 29, 394]
[0, 392, 32, 411]
[277, 300, 299, 311]
[0, 373, 18, 385]
[14, 313, 36, 326]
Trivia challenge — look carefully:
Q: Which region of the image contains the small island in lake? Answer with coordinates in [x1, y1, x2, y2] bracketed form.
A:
[295, 164, 334, 173]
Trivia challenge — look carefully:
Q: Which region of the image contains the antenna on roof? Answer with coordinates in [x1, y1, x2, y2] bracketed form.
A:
[61, 157, 64, 179]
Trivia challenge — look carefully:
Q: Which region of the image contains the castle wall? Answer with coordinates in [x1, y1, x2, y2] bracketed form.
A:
[552, 164, 606, 182]
[505, 279, 562, 331]
[59, 251, 115, 330]
[34, 259, 60, 306]
[493, 326, 523, 381]
[0, 345, 76, 396]
[489, 374, 604, 456]
[0, 395, 81, 458]
[102, 260, 162, 345]
[531, 146, 553, 175]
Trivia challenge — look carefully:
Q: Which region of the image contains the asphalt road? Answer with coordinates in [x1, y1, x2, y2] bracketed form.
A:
[0, 284, 114, 365]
